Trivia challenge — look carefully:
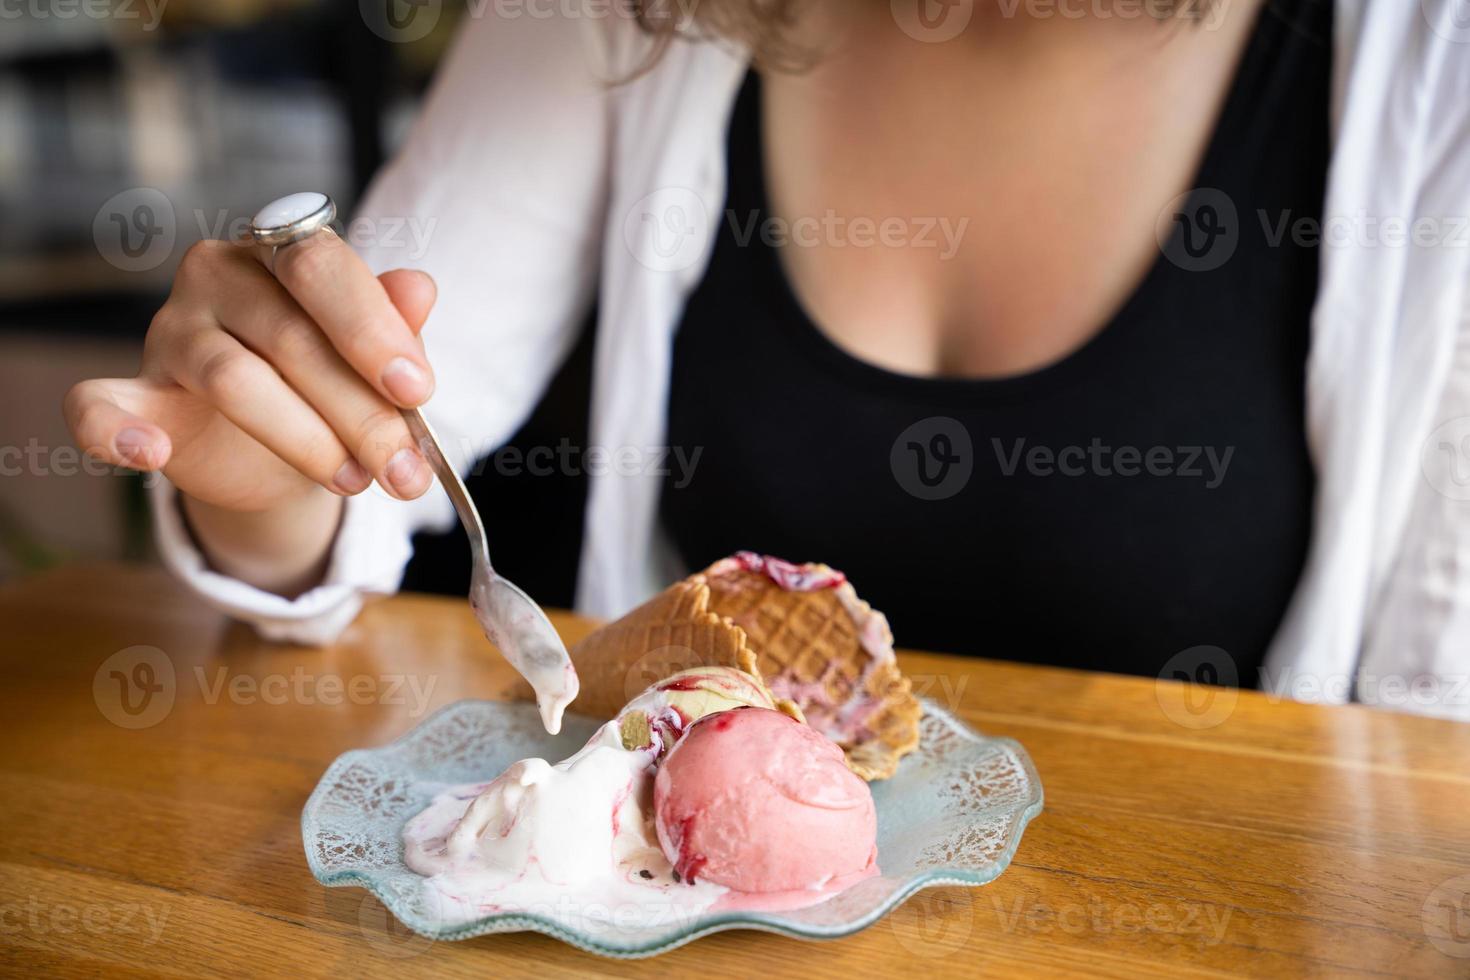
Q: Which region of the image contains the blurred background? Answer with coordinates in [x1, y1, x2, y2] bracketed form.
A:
[0, 0, 592, 605]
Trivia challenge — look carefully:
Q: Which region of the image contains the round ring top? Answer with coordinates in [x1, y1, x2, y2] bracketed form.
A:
[250, 193, 337, 247]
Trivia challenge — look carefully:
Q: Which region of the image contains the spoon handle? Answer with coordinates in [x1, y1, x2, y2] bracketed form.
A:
[400, 407, 490, 569]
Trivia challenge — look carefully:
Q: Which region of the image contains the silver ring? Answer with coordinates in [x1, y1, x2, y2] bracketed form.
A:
[249, 192, 337, 248]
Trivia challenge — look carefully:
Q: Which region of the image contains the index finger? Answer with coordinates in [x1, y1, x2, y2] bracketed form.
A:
[252, 229, 435, 407]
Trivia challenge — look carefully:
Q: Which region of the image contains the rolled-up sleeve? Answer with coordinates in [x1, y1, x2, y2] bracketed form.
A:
[151, 5, 618, 642]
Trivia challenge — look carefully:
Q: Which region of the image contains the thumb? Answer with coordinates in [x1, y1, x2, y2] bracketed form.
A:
[64, 377, 175, 471]
[379, 269, 437, 336]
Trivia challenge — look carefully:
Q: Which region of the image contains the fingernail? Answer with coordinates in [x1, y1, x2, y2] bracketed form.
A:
[115, 427, 154, 468]
[386, 448, 427, 498]
[381, 357, 432, 405]
[332, 459, 372, 495]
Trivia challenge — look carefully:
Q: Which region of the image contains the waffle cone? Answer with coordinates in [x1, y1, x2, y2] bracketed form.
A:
[693, 557, 922, 781]
[527, 579, 800, 723]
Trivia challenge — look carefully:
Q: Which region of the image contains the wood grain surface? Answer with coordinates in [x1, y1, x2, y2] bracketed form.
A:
[2, 562, 1468, 978]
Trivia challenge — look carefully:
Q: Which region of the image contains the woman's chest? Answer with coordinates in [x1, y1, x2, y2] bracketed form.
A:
[757, 5, 1264, 379]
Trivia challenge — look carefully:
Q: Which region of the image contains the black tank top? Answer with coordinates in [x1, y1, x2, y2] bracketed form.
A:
[661, 0, 1330, 680]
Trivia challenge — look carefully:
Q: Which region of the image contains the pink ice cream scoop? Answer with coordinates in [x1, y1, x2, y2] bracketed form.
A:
[653, 707, 878, 893]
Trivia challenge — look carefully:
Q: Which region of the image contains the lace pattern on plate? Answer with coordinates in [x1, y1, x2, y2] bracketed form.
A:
[301, 699, 1042, 958]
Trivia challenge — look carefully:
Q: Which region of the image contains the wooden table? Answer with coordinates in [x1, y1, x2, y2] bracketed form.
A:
[2, 562, 1468, 978]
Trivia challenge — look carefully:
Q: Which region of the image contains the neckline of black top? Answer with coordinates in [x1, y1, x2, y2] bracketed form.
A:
[728, 0, 1324, 408]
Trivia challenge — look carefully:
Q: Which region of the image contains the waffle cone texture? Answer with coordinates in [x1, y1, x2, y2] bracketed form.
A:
[693, 560, 922, 781]
[525, 556, 922, 780]
[543, 579, 800, 724]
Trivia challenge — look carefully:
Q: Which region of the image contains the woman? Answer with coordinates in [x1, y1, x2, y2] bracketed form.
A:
[64, 0, 1470, 717]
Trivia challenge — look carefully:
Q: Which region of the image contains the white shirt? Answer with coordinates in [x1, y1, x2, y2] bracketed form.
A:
[154, 0, 1470, 720]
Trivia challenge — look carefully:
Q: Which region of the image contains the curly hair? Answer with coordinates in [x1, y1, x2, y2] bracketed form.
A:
[630, 0, 810, 70]
[629, 0, 1220, 70]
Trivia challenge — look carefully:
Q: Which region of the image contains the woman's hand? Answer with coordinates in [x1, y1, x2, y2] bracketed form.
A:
[64, 232, 439, 592]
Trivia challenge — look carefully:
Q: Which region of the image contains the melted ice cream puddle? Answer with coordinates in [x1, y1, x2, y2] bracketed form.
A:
[402, 721, 726, 929]
[402, 681, 880, 928]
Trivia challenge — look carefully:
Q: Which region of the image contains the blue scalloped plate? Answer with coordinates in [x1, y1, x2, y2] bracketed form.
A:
[302, 699, 1042, 958]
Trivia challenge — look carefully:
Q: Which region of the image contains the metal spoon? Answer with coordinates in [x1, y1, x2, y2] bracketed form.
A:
[249, 193, 579, 733]
[400, 407, 578, 733]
